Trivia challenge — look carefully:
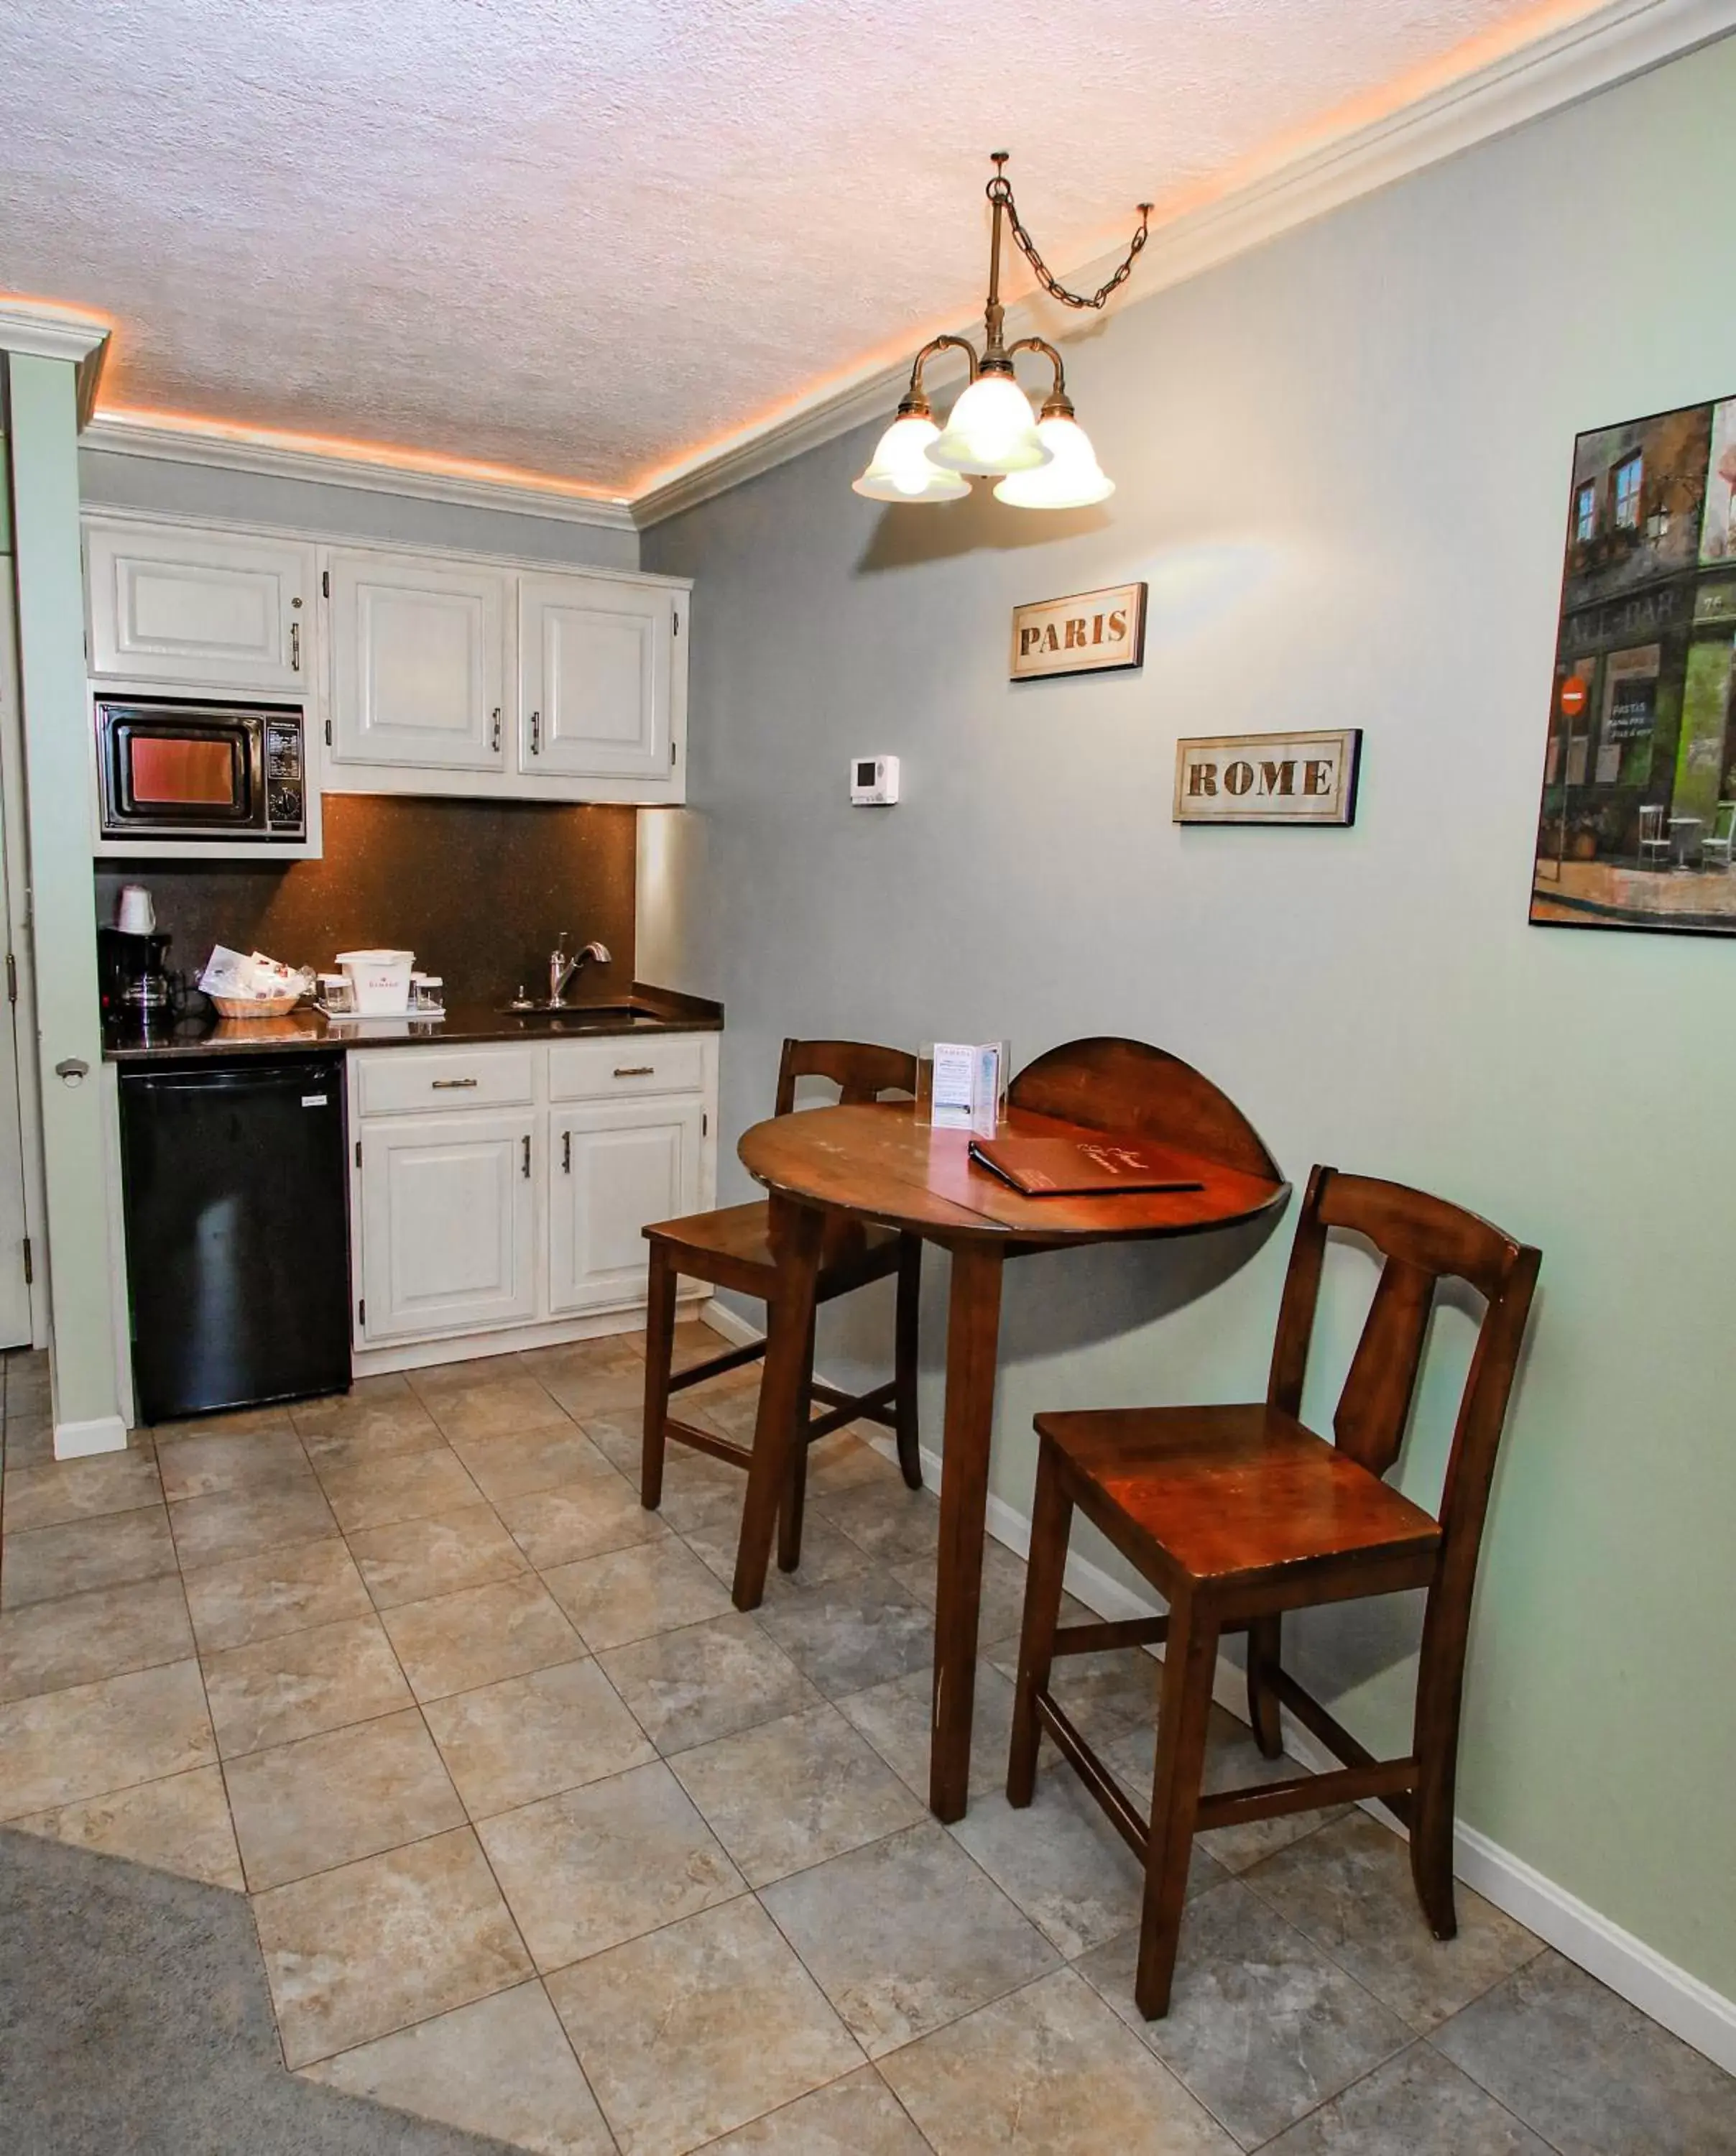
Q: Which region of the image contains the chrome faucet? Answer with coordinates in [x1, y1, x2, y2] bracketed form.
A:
[549, 934, 611, 1005]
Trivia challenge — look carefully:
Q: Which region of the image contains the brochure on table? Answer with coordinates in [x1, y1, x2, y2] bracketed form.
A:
[930, 1041, 1003, 1135]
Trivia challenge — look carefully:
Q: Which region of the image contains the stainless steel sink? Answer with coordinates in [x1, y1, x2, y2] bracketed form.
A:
[497, 1002, 653, 1023]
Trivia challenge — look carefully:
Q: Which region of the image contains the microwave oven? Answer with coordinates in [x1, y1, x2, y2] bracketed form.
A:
[95, 696, 308, 846]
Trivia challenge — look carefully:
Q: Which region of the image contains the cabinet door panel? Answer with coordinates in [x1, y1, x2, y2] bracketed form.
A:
[520, 573, 672, 780]
[548, 1099, 702, 1315]
[328, 551, 507, 770]
[86, 521, 312, 690]
[360, 1114, 535, 1340]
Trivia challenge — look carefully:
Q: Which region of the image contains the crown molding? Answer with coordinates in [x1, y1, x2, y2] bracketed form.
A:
[79, 410, 638, 533]
[0, 302, 111, 428]
[632, 0, 1736, 528]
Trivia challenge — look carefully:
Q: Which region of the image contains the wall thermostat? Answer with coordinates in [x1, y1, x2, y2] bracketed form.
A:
[850, 755, 900, 805]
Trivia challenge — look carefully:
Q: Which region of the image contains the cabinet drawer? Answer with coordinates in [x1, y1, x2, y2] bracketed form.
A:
[549, 1035, 706, 1101]
[357, 1047, 535, 1118]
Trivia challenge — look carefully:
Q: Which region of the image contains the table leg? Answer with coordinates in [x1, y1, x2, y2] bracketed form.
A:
[929, 1238, 1005, 1823]
[731, 1194, 824, 1611]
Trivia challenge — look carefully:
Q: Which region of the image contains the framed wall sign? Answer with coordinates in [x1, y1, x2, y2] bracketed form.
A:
[1010, 582, 1146, 681]
[1174, 729, 1362, 826]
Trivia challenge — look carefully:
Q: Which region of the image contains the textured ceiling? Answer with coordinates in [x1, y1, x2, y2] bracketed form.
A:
[1, 0, 1591, 495]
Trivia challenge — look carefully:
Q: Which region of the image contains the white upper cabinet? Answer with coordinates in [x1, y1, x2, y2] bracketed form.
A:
[519, 573, 675, 784]
[84, 519, 314, 692]
[327, 550, 508, 771]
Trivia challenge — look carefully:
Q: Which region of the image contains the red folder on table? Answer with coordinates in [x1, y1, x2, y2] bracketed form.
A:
[966, 1133, 1206, 1199]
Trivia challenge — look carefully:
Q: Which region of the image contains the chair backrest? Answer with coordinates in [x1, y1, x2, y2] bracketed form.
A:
[1714, 801, 1736, 844]
[1267, 1166, 1540, 1557]
[1009, 1037, 1281, 1181]
[1638, 803, 1666, 843]
[773, 1038, 918, 1117]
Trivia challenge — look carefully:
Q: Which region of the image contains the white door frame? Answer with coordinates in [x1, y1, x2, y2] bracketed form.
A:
[0, 575, 49, 1347]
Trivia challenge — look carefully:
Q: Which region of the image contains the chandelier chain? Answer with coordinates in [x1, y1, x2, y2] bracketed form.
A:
[988, 172, 1152, 313]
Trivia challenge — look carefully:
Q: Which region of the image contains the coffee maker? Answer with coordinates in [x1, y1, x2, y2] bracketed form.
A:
[98, 926, 174, 1028]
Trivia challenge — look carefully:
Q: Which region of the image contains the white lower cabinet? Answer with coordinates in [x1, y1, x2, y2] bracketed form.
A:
[549, 1097, 703, 1314]
[349, 1034, 716, 1360]
[358, 1112, 537, 1341]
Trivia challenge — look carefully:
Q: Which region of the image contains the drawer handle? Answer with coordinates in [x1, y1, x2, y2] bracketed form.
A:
[431, 1077, 480, 1089]
[614, 1064, 655, 1077]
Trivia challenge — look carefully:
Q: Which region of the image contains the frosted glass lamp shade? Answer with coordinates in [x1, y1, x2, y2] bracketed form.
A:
[994, 414, 1114, 507]
[853, 413, 971, 502]
[925, 372, 1051, 474]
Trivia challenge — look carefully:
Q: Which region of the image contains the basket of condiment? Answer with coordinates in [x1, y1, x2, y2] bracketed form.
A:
[209, 992, 303, 1020]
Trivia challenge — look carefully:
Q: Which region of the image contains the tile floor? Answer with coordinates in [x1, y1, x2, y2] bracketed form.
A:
[2, 1330, 1732, 2155]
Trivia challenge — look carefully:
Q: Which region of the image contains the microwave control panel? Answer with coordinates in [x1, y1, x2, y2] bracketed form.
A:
[265, 717, 306, 836]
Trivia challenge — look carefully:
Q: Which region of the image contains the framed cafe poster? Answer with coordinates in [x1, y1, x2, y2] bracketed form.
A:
[1010, 582, 1146, 681]
[1533, 395, 1736, 936]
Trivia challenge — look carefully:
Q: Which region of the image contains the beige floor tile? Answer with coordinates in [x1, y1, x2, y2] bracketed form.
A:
[805, 1431, 905, 1500]
[984, 1638, 1161, 1743]
[2, 1415, 55, 1470]
[638, 1445, 749, 1535]
[202, 1611, 412, 1756]
[497, 1470, 670, 1569]
[451, 1423, 614, 1504]
[760, 1822, 1058, 2058]
[951, 1764, 1227, 1961]
[150, 1404, 298, 1442]
[181, 1537, 374, 1655]
[303, 1981, 613, 2156]
[881, 1967, 1239, 2155]
[1245, 1811, 1543, 2033]
[1260, 2042, 1555, 2155]
[381, 1572, 583, 1702]
[0, 1573, 193, 1703]
[313, 1444, 485, 1535]
[0, 1658, 214, 1820]
[522, 1339, 650, 1420]
[753, 1569, 934, 1699]
[1, 1447, 163, 1532]
[670, 1703, 926, 1888]
[548, 1896, 861, 2156]
[837, 1656, 1020, 1807]
[226, 1705, 466, 1890]
[479, 1759, 743, 1972]
[415, 1368, 577, 1445]
[154, 1427, 310, 1503]
[1, 1505, 178, 1608]
[167, 1474, 339, 1570]
[9, 1763, 243, 1890]
[1080, 1879, 1413, 2151]
[292, 1376, 445, 1453]
[599, 1611, 821, 1756]
[677, 1496, 870, 1590]
[887, 1540, 1068, 1646]
[813, 1483, 941, 1567]
[542, 1537, 733, 1651]
[254, 1824, 533, 2068]
[696, 2068, 931, 2156]
[347, 1503, 527, 1609]
[423, 1658, 654, 1818]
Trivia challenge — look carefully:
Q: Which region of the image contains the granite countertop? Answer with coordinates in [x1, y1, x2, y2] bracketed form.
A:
[103, 982, 723, 1064]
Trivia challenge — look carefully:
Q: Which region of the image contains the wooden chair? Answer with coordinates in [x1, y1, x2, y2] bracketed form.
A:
[640, 1038, 923, 1569]
[1007, 1164, 1540, 2019]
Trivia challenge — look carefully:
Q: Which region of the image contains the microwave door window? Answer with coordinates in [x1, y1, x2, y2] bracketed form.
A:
[118, 731, 251, 822]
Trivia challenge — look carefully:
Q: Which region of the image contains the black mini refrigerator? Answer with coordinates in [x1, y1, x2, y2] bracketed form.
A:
[120, 1055, 351, 1423]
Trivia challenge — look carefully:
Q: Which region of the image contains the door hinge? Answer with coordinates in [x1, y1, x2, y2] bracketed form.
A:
[322, 568, 330, 599]
[354, 1139, 361, 1168]
[21, 1236, 32, 1286]
[4, 953, 15, 1005]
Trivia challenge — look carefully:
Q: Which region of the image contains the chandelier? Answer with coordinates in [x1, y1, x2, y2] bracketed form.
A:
[854, 155, 1151, 510]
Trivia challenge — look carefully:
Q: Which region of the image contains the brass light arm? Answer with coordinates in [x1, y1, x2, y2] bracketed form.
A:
[898, 333, 980, 418]
[1007, 334, 1071, 417]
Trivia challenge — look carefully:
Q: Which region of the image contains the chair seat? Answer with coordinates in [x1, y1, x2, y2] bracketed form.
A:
[1034, 1402, 1441, 1585]
[645, 1198, 901, 1296]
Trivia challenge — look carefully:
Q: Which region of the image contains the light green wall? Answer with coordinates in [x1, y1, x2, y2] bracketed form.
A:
[6, 356, 124, 1442]
[645, 40, 1736, 2001]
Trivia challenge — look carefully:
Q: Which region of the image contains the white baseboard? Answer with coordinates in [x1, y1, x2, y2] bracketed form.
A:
[691, 1299, 1736, 2075]
[53, 1413, 129, 1459]
[352, 1289, 708, 1378]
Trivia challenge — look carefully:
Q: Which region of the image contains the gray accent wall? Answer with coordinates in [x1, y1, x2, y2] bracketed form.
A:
[78, 448, 639, 570]
[644, 37, 1736, 2006]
